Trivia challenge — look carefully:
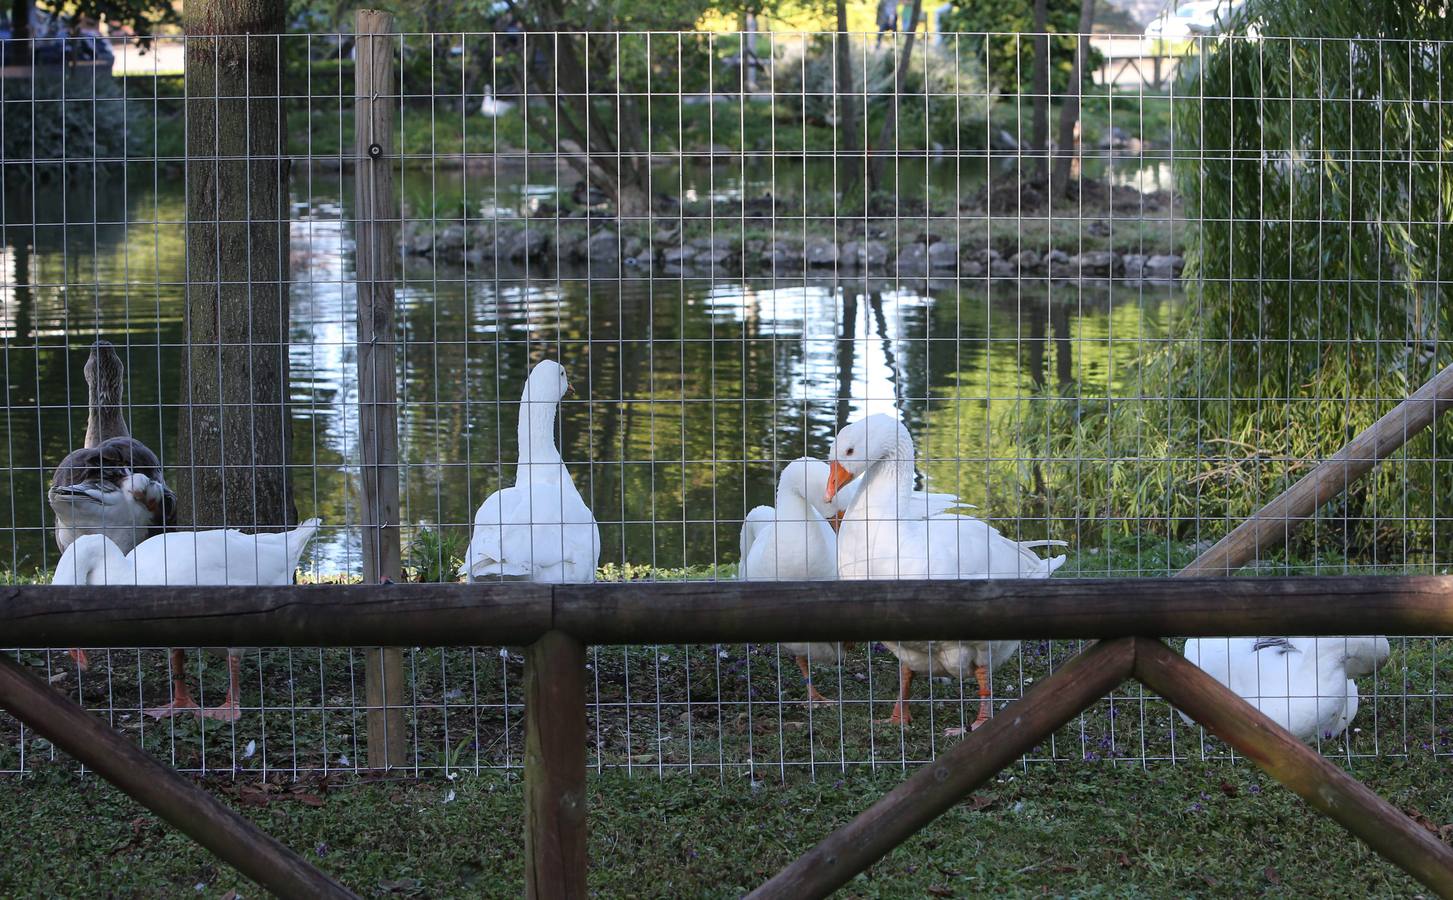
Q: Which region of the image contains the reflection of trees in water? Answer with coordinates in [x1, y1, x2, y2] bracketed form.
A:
[0, 164, 1181, 571]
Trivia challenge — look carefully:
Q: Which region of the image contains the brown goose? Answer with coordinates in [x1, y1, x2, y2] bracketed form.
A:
[49, 341, 176, 669]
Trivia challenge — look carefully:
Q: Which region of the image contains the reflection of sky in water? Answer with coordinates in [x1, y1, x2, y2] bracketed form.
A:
[0, 169, 1181, 576]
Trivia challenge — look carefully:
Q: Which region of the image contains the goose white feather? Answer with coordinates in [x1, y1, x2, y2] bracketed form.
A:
[1180, 636, 1391, 743]
[828, 414, 1065, 733]
[479, 84, 516, 118]
[51, 518, 322, 587]
[459, 360, 600, 583]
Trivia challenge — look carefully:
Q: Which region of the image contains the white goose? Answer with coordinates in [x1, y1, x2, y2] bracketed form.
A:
[479, 84, 516, 118]
[50, 340, 176, 556]
[459, 360, 600, 583]
[739, 458, 967, 702]
[826, 414, 1065, 734]
[51, 519, 322, 721]
[1181, 636, 1391, 743]
[739, 458, 846, 702]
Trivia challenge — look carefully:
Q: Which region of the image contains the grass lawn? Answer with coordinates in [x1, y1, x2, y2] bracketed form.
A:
[2, 753, 1446, 897]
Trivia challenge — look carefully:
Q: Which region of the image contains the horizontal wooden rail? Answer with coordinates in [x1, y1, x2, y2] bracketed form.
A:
[6, 575, 1453, 647]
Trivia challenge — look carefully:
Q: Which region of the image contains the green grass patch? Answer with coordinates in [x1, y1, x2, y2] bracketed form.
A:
[2, 755, 1445, 896]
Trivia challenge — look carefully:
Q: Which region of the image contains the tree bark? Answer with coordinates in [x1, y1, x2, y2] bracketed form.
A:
[11, 0, 28, 40]
[834, 0, 863, 207]
[1031, 0, 1050, 183]
[176, 0, 296, 531]
[1051, 0, 1096, 199]
[868, 0, 925, 193]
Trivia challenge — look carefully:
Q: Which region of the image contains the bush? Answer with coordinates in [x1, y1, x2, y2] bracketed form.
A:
[1, 70, 145, 177]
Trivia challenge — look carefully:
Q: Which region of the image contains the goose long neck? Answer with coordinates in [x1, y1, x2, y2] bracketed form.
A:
[858, 433, 917, 511]
[86, 540, 134, 584]
[774, 483, 818, 526]
[517, 396, 562, 467]
[86, 373, 129, 447]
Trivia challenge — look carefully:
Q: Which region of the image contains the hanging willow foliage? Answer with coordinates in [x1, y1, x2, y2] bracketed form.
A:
[1021, 3, 1453, 559]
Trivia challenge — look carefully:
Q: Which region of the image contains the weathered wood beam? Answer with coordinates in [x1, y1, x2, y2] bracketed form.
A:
[0, 654, 356, 899]
[7, 576, 1453, 647]
[0, 582, 553, 647]
[1135, 638, 1453, 897]
[354, 7, 407, 772]
[524, 631, 588, 899]
[749, 638, 1135, 899]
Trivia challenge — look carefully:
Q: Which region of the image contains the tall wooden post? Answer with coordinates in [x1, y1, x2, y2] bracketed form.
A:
[355, 9, 407, 770]
[524, 631, 589, 899]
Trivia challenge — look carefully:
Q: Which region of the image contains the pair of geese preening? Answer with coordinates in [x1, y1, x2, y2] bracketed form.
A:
[48, 346, 1389, 741]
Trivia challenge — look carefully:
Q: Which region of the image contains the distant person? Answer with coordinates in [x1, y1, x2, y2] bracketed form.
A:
[876, 0, 898, 46]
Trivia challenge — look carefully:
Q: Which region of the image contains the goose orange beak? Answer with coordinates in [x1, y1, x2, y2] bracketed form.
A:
[825, 460, 855, 503]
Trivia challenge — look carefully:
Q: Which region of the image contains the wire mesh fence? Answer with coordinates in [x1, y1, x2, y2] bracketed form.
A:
[2, 27, 1452, 777]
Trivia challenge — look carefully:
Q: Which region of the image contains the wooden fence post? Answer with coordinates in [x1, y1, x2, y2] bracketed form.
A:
[524, 630, 588, 899]
[355, 8, 407, 770]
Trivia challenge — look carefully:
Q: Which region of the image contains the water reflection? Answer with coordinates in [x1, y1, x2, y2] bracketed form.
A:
[0, 167, 1180, 575]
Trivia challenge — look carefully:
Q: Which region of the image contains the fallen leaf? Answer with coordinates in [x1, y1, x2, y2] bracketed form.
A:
[1264, 865, 1282, 885]
[926, 887, 954, 898]
[1405, 806, 1441, 835]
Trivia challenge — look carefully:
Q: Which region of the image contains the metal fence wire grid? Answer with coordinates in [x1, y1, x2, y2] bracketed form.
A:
[2, 26, 1452, 780]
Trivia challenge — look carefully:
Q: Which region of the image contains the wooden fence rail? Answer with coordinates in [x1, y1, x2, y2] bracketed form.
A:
[7, 574, 1453, 646]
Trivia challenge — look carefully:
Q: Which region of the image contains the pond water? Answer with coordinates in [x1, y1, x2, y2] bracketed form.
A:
[0, 164, 1181, 575]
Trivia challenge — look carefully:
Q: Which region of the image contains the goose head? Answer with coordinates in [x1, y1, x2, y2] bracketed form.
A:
[83, 340, 130, 444]
[775, 458, 839, 523]
[521, 359, 571, 405]
[84, 340, 124, 406]
[51, 533, 129, 585]
[824, 414, 913, 503]
[1340, 636, 1392, 677]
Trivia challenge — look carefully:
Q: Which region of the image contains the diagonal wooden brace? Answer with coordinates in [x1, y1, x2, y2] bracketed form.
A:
[748, 638, 1137, 899]
[0, 654, 356, 900]
[1134, 637, 1453, 897]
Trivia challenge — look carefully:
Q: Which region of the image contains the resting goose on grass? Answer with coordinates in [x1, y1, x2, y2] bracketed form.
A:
[459, 360, 600, 584]
[1181, 635, 1391, 743]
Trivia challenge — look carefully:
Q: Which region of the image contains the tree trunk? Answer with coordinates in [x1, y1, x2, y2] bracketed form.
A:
[834, 0, 863, 207]
[528, 25, 653, 221]
[176, 0, 296, 531]
[11, 0, 28, 40]
[1031, 0, 1050, 183]
[1051, 0, 1096, 200]
[868, 0, 925, 193]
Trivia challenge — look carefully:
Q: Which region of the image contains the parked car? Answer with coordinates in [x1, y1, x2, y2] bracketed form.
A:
[1144, 0, 1246, 40]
